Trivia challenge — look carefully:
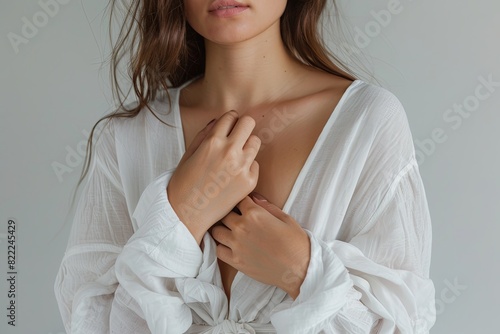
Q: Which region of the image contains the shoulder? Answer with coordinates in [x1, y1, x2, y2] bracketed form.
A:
[348, 80, 407, 123]
[306, 71, 407, 122]
[311, 73, 411, 134]
[90, 91, 182, 171]
[310, 75, 417, 170]
[328, 80, 413, 150]
[101, 90, 179, 139]
[351, 82, 417, 168]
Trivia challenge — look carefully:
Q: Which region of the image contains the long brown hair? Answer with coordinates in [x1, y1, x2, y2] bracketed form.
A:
[69, 0, 368, 211]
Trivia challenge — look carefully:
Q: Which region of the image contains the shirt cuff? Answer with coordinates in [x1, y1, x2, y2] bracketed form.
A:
[270, 229, 353, 332]
[130, 169, 204, 277]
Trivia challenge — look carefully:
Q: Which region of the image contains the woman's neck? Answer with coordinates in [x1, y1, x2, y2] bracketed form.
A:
[186, 22, 310, 114]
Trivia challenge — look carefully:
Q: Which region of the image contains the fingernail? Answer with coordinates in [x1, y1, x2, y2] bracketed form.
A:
[251, 192, 267, 202]
[206, 119, 216, 126]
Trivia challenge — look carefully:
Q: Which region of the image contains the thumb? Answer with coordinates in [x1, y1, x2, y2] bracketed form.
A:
[250, 192, 290, 222]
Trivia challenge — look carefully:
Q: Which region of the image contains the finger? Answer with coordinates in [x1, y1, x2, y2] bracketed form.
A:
[243, 134, 261, 161]
[248, 160, 259, 182]
[235, 195, 260, 214]
[220, 211, 240, 230]
[179, 119, 216, 164]
[228, 115, 256, 149]
[211, 110, 239, 137]
[208, 220, 224, 234]
[249, 192, 291, 223]
[210, 225, 233, 248]
[216, 243, 233, 265]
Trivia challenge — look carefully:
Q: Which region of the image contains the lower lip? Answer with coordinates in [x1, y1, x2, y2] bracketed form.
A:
[209, 6, 249, 18]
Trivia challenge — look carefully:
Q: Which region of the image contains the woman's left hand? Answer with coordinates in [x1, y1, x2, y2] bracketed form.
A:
[210, 193, 311, 299]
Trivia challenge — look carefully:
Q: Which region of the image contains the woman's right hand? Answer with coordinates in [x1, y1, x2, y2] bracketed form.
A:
[167, 110, 261, 244]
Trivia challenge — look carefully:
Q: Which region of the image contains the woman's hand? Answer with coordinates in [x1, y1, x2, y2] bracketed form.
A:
[210, 193, 311, 299]
[167, 111, 261, 244]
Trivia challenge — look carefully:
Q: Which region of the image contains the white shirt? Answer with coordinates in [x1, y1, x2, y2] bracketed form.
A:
[54, 78, 436, 333]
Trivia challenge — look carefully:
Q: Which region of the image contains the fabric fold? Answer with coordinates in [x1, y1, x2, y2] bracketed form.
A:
[54, 79, 436, 333]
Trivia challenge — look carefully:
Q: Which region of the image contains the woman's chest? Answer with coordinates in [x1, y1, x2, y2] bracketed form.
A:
[180, 106, 332, 211]
[214, 123, 323, 303]
[251, 126, 315, 209]
[179, 100, 338, 302]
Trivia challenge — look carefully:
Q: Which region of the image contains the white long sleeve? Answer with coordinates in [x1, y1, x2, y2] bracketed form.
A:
[53, 120, 149, 333]
[114, 169, 212, 333]
[54, 78, 436, 333]
[270, 161, 435, 333]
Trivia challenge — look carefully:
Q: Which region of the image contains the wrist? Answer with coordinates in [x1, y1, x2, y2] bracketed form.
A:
[280, 233, 310, 300]
[166, 185, 207, 246]
[283, 280, 303, 300]
[183, 219, 207, 246]
[280, 268, 306, 299]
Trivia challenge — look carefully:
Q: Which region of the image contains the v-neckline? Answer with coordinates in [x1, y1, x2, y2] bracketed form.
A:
[172, 77, 360, 215]
[171, 77, 360, 309]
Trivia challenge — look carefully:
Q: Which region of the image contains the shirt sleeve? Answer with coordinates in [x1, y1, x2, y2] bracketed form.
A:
[270, 93, 436, 333]
[53, 119, 141, 333]
[113, 169, 216, 333]
[53, 119, 208, 333]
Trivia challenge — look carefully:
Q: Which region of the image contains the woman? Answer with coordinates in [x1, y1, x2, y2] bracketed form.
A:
[54, 0, 436, 333]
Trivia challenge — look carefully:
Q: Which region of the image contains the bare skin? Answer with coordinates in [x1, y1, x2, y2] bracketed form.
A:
[166, 0, 355, 305]
[177, 70, 353, 301]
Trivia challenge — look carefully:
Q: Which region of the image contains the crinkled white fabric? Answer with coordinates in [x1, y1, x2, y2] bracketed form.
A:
[54, 78, 436, 333]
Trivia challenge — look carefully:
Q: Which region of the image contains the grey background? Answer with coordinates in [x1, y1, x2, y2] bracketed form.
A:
[1, 0, 498, 333]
